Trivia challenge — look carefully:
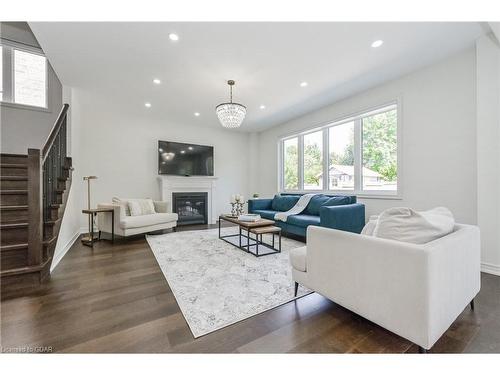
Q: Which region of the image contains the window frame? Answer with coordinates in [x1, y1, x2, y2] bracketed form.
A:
[278, 100, 402, 199]
[0, 39, 50, 111]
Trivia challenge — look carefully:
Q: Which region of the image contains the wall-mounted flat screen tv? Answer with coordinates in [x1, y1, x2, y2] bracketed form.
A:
[158, 141, 214, 176]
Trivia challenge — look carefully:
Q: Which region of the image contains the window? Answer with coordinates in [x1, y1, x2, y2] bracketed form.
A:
[283, 137, 299, 190]
[0, 42, 48, 108]
[362, 109, 398, 191]
[303, 130, 323, 190]
[280, 103, 399, 196]
[328, 121, 354, 190]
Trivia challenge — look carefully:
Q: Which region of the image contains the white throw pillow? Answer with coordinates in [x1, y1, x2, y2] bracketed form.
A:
[373, 207, 455, 244]
[361, 215, 379, 236]
[127, 199, 156, 216]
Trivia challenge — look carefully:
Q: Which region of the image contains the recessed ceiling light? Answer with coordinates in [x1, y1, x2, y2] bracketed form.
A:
[194, 112, 200, 117]
[188, 146, 193, 150]
[300, 81, 308, 87]
[371, 40, 384, 48]
[145, 102, 151, 108]
[153, 78, 161, 84]
[259, 105, 266, 109]
[180, 150, 185, 154]
[169, 33, 179, 41]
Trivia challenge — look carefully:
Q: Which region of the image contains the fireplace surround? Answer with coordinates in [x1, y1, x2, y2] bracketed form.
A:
[158, 176, 218, 224]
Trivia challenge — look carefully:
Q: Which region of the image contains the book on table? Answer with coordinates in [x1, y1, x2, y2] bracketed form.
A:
[238, 214, 261, 222]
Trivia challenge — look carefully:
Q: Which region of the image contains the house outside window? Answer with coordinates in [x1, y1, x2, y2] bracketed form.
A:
[279, 102, 400, 197]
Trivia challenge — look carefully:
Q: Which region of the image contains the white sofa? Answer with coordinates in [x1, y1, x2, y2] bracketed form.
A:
[97, 200, 178, 237]
[290, 224, 481, 352]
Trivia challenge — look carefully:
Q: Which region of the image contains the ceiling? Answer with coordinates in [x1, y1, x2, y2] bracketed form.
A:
[29, 22, 484, 132]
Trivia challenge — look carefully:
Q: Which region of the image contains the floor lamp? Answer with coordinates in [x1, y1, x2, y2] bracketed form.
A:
[83, 176, 98, 242]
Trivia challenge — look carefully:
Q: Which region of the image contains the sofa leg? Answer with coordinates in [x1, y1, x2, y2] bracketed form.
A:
[470, 299, 475, 311]
[418, 346, 428, 354]
[172, 226, 177, 232]
[294, 282, 299, 297]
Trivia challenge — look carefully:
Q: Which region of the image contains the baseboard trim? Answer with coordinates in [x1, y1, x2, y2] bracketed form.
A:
[481, 262, 500, 276]
[50, 229, 82, 272]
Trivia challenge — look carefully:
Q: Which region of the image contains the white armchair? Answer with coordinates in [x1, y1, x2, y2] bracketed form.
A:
[290, 224, 481, 352]
[97, 200, 178, 237]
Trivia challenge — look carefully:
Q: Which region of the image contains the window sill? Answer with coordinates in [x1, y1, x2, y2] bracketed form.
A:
[0, 101, 50, 113]
[280, 190, 402, 200]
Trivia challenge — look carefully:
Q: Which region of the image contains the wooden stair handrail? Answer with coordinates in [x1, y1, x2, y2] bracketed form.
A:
[41, 103, 69, 164]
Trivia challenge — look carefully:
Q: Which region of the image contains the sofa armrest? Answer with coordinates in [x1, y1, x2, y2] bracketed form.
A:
[248, 198, 273, 212]
[305, 225, 430, 348]
[97, 203, 123, 234]
[153, 200, 169, 213]
[319, 203, 365, 233]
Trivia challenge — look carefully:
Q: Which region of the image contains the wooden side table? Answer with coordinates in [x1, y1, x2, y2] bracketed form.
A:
[82, 208, 114, 247]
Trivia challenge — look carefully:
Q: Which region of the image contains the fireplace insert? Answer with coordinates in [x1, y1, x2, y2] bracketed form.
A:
[172, 192, 208, 225]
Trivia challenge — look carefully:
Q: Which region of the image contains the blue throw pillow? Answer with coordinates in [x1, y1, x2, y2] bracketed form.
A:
[304, 194, 331, 215]
[271, 195, 300, 212]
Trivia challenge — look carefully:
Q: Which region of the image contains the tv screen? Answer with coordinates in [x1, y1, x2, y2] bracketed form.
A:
[158, 141, 214, 176]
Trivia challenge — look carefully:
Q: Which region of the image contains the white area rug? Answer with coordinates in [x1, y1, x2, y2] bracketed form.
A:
[146, 228, 310, 338]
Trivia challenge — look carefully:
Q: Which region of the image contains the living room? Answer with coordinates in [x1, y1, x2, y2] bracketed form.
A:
[1, 0, 500, 373]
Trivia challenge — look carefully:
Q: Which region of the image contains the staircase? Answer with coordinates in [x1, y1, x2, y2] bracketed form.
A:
[1, 104, 73, 299]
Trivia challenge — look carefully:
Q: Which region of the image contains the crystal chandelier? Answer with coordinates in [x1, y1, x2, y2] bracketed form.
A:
[216, 80, 246, 129]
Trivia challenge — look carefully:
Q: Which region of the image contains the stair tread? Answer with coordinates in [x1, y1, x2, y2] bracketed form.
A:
[0, 243, 28, 251]
[0, 222, 28, 228]
[0, 205, 28, 210]
[1, 153, 27, 158]
[0, 164, 28, 168]
[0, 176, 28, 180]
[0, 257, 51, 277]
[0, 190, 28, 194]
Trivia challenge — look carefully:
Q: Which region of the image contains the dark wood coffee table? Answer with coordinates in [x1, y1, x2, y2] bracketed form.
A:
[218, 215, 282, 257]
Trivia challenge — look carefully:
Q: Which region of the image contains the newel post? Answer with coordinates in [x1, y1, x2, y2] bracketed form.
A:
[27, 148, 43, 266]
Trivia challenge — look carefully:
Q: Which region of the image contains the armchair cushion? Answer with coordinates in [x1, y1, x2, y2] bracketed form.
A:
[290, 246, 307, 272]
[120, 212, 178, 229]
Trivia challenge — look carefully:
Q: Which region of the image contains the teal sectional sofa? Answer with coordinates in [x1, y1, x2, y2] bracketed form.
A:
[248, 193, 365, 238]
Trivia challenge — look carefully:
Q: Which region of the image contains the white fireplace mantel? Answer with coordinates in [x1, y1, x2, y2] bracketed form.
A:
[158, 176, 218, 224]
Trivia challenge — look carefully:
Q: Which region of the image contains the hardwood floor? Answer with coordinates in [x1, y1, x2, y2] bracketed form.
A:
[1, 224, 499, 353]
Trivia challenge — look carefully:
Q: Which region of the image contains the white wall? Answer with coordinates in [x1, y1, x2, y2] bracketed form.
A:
[255, 48, 477, 225]
[0, 22, 63, 154]
[476, 33, 500, 276]
[51, 86, 83, 270]
[71, 89, 251, 229]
